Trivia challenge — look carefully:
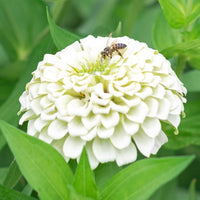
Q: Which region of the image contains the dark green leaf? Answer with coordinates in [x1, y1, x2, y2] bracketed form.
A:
[0, 34, 54, 126]
[0, 0, 48, 60]
[3, 160, 21, 189]
[0, 184, 36, 200]
[47, 8, 80, 51]
[100, 156, 194, 200]
[0, 134, 6, 151]
[0, 120, 73, 200]
[152, 11, 182, 51]
[158, 0, 186, 29]
[73, 148, 99, 200]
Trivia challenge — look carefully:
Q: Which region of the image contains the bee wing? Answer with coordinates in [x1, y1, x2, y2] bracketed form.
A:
[106, 33, 115, 46]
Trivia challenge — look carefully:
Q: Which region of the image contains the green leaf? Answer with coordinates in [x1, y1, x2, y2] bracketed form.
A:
[0, 120, 73, 200]
[0, 34, 54, 126]
[180, 70, 200, 92]
[100, 156, 194, 200]
[47, 8, 80, 51]
[189, 179, 197, 200]
[152, 11, 182, 51]
[0, 0, 48, 60]
[112, 22, 122, 37]
[161, 39, 200, 59]
[0, 168, 8, 185]
[73, 148, 99, 200]
[158, 0, 186, 29]
[0, 184, 36, 200]
[3, 160, 21, 189]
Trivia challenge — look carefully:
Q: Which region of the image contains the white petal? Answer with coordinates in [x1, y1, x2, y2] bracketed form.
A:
[48, 119, 68, 139]
[157, 98, 170, 120]
[151, 130, 168, 154]
[97, 126, 114, 138]
[67, 99, 91, 117]
[90, 93, 110, 106]
[68, 117, 88, 136]
[108, 83, 123, 97]
[136, 87, 153, 99]
[100, 111, 119, 128]
[63, 136, 85, 159]
[81, 127, 97, 141]
[133, 128, 155, 157]
[19, 110, 35, 125]
[40, 112, 57, 121]
[167, 114, 180, 129]
[142, 118, 161, 138]
[81, 113, 100, 130]
[30, 98, 42, 115]
[110, 123, 131, 149]
[27, 120, 37, 136]
[145, 97, 159, 117]
[92, 138, 116, 163]
[121, 96, 141, 107]
[92, 104, 110, 114]
[34, 118, 48, 132]
[86, 143, 99, 169]
[116, 143, 137, 166]
[39, 128, 53, 144]
[55, 95, 75, 116]
[126, 102, 148, 123]
[94, 83, 112, 99]
[152, 84, 165, 99]
[122, 116, 139, 135]
[110, 101, 129, 113]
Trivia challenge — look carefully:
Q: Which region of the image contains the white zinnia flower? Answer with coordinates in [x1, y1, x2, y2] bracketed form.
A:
[18, 35, 186, 169]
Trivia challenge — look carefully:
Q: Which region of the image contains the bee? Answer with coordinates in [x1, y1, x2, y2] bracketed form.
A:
[101, 34, 127, 59]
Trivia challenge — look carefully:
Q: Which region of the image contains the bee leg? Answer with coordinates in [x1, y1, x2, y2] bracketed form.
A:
[116, 49, 123, 58]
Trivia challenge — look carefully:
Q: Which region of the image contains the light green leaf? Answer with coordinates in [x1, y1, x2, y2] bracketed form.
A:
[3, 160, 21, 189]
[158, 0, 186, 29]
[0, 184, 36, 200]
[189, 179, 197, 200]
[0, 120, 73, 200]
[100, 156, 194, 200]
[0, 34, 54, 126]
[180, 70, 200, 92]
[152, 11, 182, 51]
[0, 0, 48, 60]
[47, 8, 80, 51]
[73, 148, 99, 200]
[161, 39, 200, 59]
[112, 22, 122, 37]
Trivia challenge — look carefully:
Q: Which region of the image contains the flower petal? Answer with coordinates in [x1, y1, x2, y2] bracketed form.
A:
[122, 116, 139, 135]
[116, 143, 137, 166]
[100, 111, 120, 129]
[133, 128, 155, 157]
[97, 126, 114, 138]
[92, 138, 116, 163]
[48, 119, 68, 139]
[63, 136, 85, 159]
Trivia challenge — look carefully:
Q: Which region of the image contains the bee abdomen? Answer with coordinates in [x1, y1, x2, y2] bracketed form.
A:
[114, 43, 127, 49]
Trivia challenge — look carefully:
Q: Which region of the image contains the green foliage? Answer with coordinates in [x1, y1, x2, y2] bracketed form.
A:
[100, 156, 194, 200]
[0, 120, 73, 200]
[1, 0, 200, 199]
[73, 148, 99, 200]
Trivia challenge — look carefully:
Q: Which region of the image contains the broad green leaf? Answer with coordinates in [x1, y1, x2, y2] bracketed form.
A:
[0, 0, 48, 60]
[47, 8, 80, 51]
[73, 148, 99, 200]
[152, 11, 182, 51]
[180, 70, 200, 92]
[3, 160, 21, 189]
[161, 39, 200, 59]
[158, 0, 186, 29]
[0, 168, 8, 185]
[0, 184, 36, 200]
[100, 156, 194, 200]
[0, 120, 73, 200]
[189, 179, 197, 200]
[0, 34, 54, 126]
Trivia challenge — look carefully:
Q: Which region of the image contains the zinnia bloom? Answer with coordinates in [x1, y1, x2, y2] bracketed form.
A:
[18, 35, 186, 169]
